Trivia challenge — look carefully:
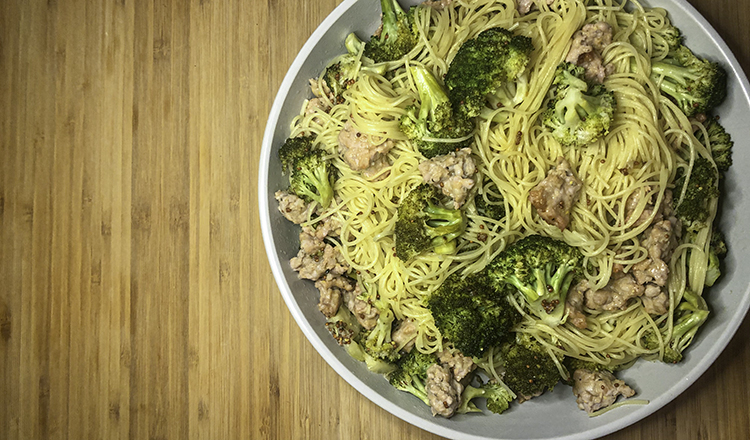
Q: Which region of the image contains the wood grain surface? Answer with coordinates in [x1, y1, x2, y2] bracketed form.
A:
[1, 1, 748, 439]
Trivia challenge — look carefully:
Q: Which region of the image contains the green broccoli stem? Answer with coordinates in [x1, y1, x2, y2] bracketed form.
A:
[380, 0, 405, 42]
[298, 164, 333, 208]
[672, 305, 709, 342]
[424, 204, 464, 234]
[399, 377, 429, 405]
[652, 78, 695, 109]
[650, 62, 696, 87]
[506, 266, 574, 327]
[410, 65, 450, 123]
[457, 386, 485, 414]
[670, 290, 709, 352]
[345, 33, 364, 55]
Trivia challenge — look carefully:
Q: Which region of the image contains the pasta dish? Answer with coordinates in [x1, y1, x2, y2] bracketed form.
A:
[273, 0, 732, 418]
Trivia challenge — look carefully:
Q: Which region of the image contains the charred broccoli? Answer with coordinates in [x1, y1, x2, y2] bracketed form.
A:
[649, 45, 727, 117]
[363, 0, 418, 63]
[400, 64, 475, 158]
[394, 184, 466, 261]
[278, 135, 335, 208]
[444, 27, 534, 118]
[542, 62, 616, 147]
[426, 272, 521, 358]
[486, 235, 584, 327]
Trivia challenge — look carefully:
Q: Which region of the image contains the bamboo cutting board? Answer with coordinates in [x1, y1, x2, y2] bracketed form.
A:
[1, 1, 748, 439]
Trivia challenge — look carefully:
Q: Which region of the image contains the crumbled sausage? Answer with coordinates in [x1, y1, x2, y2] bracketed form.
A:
[338, 120, 394, 180]
[529, 157, 583, 230]
[419, 147, 477, 208]
[315, 273, 355, 318]
[391, 318, 419, 353]
[437, 348, 476, 382]
[572, 369, 635, 414]
[426, 364, 462, 417]
[274, 190, 318, 224]
[342, 282, 379, 330]
[566, 22, 613, 83]
[290, 227, 349, 280]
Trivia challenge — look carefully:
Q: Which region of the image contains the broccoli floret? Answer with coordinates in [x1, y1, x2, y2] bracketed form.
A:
[541, 62, 616, 147]
[444, 27, 534, 118]
[400, 65, 475, 158]
[486, 235, 584, 327]
[649, 45, 727, 117]
[501, 339, 560, 399]
[641, 330, 684, 363]
[705, 229, 727, 287]
[363, 0, 418, 63]
[321, 36, 388, 104]
[696, 116, 733, 174]
[278, 135, 335, 209]
[474, 188, 506, 220]
[458, 381, 516, 415]
[674, 157, 719, 233]
[660, 24, 682, 51]
[426, 272, 521, 357]
[394, 184, 466, 261]
[355, 303, 401, 363]
[387, 350, 438, 405]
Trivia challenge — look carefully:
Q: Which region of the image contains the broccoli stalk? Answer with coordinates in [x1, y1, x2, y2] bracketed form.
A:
[458, 381, 516, 415]
[387, 350, 438, 405]
[363, 0, 418, 63]
[426, 273, 521, 357]
[394, 184, 466, 261]
[486, 235, 584, 327]
[278, 135, 335, 208]
[400, 65, 475, 158]
[649, 45, 727, 117]
[672, 289, 710, 351]
[542, 62, 616, 147]
[444, 27, 534, 118]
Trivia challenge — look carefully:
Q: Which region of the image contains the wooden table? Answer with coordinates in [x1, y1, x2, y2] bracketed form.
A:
[2, 1, 748, 439]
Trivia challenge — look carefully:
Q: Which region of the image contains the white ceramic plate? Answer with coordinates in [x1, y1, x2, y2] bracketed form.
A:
[259, 1, 750, 438]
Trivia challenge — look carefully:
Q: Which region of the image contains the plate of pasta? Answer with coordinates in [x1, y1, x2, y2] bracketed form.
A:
[259, 0, 750, 438]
